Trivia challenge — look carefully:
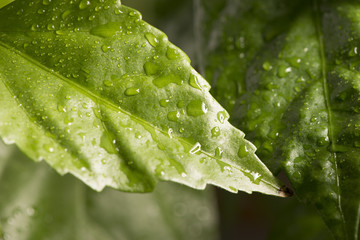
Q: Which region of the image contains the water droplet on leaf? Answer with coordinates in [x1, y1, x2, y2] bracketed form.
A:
[262, 61, 272, 71]
[238, 144, 248, 158]
[166, 46, 180, 60]
[153, 74, 182, 88]
[189, 74, 201, 90]
[103, 80, 113, 87]
[189, 142, 201, 154]
[79, 0, 90, 9]
[159, 99, 169, 107]
[145, 32, 159, 47]
[217, 111, 227, 123]
[215, 147, 223, 158]
[211, 126, 220, 137]
[101, 45, 110, 52]
[143, 62, 159, 75]
[124, 87, 140, 96]
[100, 132, 117, 154]
[167, 111, 180, 122]
[187, 100, 207, 117]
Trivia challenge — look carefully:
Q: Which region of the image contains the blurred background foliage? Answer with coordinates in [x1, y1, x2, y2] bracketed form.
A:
[0, 140, 219, 240]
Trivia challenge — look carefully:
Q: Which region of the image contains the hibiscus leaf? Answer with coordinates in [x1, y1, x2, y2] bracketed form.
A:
[0, 0, 286, 196]
[197, 0, 360, 239]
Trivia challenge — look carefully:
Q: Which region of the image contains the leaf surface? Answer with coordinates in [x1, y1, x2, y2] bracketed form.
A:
[0, 0, 14, 9]
[0, 0, 285, 196]
[0, 141, 219, 240]
[197, 0, 360, 239]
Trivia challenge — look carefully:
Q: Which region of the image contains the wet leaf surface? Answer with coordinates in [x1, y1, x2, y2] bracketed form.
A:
[197, 0, 360, 239]
[0, 0, 284, 196]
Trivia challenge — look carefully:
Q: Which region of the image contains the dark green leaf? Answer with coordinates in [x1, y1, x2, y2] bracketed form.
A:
[0, 141, 219, 240]
[197, 0, 360, 239]
[0, 0, 285, 196]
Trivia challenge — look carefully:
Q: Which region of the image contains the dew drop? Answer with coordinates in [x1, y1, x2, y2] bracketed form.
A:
[215, 147, 223, 159]
[92, 107, 102, 119]
[189, 74, 201, 90]
[57, 105, 66, 112]
[37, 9, 45, 14]
[262, 61, 272, 71]
[64, 116, 74, 125]
[211, 126, 220, 137]
[47, 24, 55, 31]
[177, 101, 184, 108]
[167, 128, 174, 138]
[153, 74, 182, 88]
[187, 100, 207, 117]
[31, 24, 39, 31]
[229, 186, 237, 192]
[44, 144, 54, 153]
[159, 99, 169, 107]
[129, 11, 137, 17]
[79, 0, 90, 9]
[318, 136, 329, 146]
[166, 46, 180, 60]
[277, 65, 291, 78]
[114, 8, 122, 15]
[167, 111, 180, 122]
[103, 80, 113, 87]
[101, 45, 110, 52]
[349, 47, 358, 57]
[189, 142, 201, 154]
[42, 0, 51, 5]
[55, 30, 66, 35]
[124, 87, 140, 96]
[288, 57, 301, 68]
[145, 32, 159, 47]
[143, 62, 159, 75]
[100, 132, 117, 154]
[217, 111, 227, 123]
[90, 22, 122, 38]
[238, 144, 249, 158]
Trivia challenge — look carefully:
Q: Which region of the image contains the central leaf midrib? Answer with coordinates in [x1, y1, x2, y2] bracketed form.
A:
[313, 0, 346, 236]
[0, 41, 280, 191]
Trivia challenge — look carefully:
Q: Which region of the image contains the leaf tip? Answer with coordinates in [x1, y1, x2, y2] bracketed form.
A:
[278, 185, 293, 197]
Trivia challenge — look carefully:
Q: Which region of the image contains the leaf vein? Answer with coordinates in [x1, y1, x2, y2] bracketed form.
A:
[314, 0, 346, 236]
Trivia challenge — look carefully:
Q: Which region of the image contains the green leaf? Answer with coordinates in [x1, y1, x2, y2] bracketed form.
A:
[0, 141, 219, 240]
[0, 0, 14, 9]
[197, 0, 360, 239]
[0, 0, 286, 196]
